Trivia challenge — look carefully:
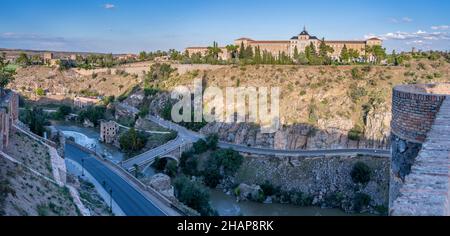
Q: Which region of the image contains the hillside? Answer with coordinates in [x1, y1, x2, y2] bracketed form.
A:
[8, 57, 450, 149]
[145, 58, 449, 149]
[0, 131, 80, 216]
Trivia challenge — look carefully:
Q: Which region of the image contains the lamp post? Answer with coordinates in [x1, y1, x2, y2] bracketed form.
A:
[81, 158, 85, 177]
[109, 188, 113, 213]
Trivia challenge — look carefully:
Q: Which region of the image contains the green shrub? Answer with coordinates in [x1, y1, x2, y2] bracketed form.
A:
[144, 87, 160, 97]
[353, 193, 371, 212]
[351, 162, 372, 185]
[35, 88, 46, 96]
[324, 192, 345, 208]
[179, 151, 201, 177]
[260, 181, 280, 196]
[173, 176, 216, 216]
[348, 124, 364, 141]
[119, 128, 148, 153]
[54, 105, 72, 120]
[78, 106, 106, 126]
[152, 157, 167, 171]
[164, 160, 178, 177]
[193, 139, 208, 154]
[348, 85, 367, 103]
[138, 106, 149, 118]
[351, 67, 363, 80]
[205, 134, 219, 150]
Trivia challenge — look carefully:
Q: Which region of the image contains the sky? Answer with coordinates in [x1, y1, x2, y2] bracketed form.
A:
[0, 0, 449, 53]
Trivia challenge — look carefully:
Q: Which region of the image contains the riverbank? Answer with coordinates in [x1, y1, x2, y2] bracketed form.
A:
[56, 123, 373, 216]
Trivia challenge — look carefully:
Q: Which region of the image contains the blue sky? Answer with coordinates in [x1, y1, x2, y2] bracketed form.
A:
[0, 0, 449, 53]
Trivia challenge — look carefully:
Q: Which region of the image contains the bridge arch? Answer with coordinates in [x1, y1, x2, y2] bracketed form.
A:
[158, 155, 179, 164]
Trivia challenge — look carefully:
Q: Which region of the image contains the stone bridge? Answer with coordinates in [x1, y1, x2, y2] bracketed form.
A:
[389, 83, 450, 216]
[121, 136, 192, 172]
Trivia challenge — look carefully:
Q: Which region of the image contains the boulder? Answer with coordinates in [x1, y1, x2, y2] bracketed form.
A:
[83, 119, 94, 128]
[236, 183, 263, 202]
[148, 173, 174, 199]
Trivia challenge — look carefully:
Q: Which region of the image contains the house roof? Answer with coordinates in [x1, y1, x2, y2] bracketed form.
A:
[185, 47, 208, 49]
[325, 40, 366, 44]
[235, 37, 254, 41]
[251, 40, 290, 44]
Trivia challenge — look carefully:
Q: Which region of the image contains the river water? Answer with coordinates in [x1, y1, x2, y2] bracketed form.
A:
[55, 122, 354, 216]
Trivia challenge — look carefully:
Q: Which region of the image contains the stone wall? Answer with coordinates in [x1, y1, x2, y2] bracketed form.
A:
[389, 83, 450, 215]
[0, 90, 19, 150]
[234, 154, 390, 213]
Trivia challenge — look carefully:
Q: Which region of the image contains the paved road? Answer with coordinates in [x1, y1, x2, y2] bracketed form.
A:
[122, 115, 390, 170]
[65, 143, 166, 216]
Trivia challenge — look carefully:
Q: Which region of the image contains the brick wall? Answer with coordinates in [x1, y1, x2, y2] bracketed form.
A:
[391, 85, 446, 143]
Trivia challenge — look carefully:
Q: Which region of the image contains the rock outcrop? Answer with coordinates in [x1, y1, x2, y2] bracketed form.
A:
[147, 173, 175, 200]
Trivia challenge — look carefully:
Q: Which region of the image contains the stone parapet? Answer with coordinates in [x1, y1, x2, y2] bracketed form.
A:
[389, 83, 450, 214]
[391, 97, 450, 215]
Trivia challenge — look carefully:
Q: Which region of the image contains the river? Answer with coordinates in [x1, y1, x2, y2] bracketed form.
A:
[55, 122, 355, 216]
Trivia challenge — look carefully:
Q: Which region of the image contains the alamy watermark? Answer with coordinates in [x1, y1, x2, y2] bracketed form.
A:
[170, 79, 280, 134]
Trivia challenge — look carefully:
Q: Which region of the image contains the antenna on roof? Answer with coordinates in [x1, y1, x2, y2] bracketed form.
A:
[303, 25, 306, 31]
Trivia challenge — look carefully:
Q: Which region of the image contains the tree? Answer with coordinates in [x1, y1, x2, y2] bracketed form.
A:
[293, 46, 299, 61]
[207, 41, 222, 62]
[253, 46, 262, 64]
[0, 53, 15, 89]
[318, 38, 334, 65]
[351, 162, 371, 185]
[119, 128, 148, 153]
[225, 44, 239, 59]
[192, 139, 208, 154]
[239, 41, 246, 59]
[348, 49, 360, 62]
[139, 51, 148, 61]
[55, 105, 72, 120]
[31, 55, 43, 65]
[77, 105, 106, 126]
[297, 52, 309, 65]
[205, 133, 219, 150]
[16, 53, 30, 66]
[179, 151, 199, 176]
[319, 38, 334, 58]
[209, 149, 243, 176]
[305, 42, 316, 63]
[371, 45, 386, 63]
[245, 45, 254, 59]
[340, 45, 349, 62]
[173, 176, 216, 216]
[22, 108, 49, 136]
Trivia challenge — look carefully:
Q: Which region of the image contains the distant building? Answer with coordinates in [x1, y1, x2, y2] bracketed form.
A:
[186, 27, 382, 61]
[73, 96, 100, 108]
[117, 54, 138, 61]
[43, 52, 54, 64]
[185, 47, 231, 61]
[0, 89, 19, 150]
[99, 120, 119, 144]
[70, 54, 78, 60]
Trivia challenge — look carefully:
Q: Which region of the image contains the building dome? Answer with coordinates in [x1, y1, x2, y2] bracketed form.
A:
[299, 26, 309, 36]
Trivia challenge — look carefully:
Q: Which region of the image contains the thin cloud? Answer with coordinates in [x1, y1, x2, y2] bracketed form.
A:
[389, 17, 413, 23]
[431, 25, 449, 30]
[104, 3, 115, 9]
[365, 30, 450, 41]
[402, 17, 413, 22]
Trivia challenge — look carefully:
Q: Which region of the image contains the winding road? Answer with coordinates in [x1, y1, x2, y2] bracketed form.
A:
[65, 143, 168, 216]
[122, 115, 391, 171]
